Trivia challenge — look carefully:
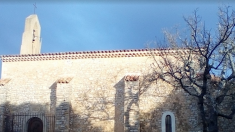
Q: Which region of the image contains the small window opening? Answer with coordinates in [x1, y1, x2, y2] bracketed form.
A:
[165, 115, 172, 132]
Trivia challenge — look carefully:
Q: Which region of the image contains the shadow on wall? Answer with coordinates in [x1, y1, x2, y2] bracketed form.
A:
[0, 101, 53, 132]
[0, 101, 104, 132]
[116, 72, 202, 132]
[51, 78, 105, 132]
[49, 82, 57, 115]
[137, 78, 235, 132]
[0, 75, 200, 132]
[137, 73, 204, 132]
[114, 77, 125, 132]
[3, 73, 232, 132]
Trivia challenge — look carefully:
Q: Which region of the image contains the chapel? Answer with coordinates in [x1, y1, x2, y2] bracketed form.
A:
[0, 14, 232, 132]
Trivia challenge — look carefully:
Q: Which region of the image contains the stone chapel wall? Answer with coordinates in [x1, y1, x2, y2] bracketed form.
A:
[0, 55, 201, 132]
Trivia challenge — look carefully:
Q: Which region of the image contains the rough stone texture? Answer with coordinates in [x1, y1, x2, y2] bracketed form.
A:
[124, 80, 140, 132]
[0, 85, 8, 132]
[0, 54, 234, 131]
[55, 83, 71, 132]
[0, 56, 199, 132]
[217, 87, 235, 132]
[138, 80, 201, 132]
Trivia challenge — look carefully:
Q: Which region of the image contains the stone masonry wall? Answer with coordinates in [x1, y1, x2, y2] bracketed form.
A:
[0, 85, 8, 132]
[124, 80, 140, 132]
[55, 83, 71, 132]
[139, 80, 201, 132]
[0, 55, 203, 132]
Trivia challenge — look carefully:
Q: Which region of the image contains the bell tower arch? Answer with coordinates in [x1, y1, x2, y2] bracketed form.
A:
[20, 14, 41, 54]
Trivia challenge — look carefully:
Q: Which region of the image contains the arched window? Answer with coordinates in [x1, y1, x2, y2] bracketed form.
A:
[165, 115, 172, 132]
[161, 111, 175, 132]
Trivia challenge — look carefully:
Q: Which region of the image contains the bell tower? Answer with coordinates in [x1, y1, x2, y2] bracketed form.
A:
[20, 14, 41, 54]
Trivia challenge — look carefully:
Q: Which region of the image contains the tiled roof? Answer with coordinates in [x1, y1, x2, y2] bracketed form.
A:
[125, 75, 139, 81]
[57, 77, 73, 83]
[0, 79, 11, 86]
[196, 73, 221, 83]
[0, 48, 191, 62]
[210, 75, 221, 83]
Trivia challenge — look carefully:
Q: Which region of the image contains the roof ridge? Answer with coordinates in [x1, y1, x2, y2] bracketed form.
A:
[0, 48, 191, 62]
[1, 47, 190, 57]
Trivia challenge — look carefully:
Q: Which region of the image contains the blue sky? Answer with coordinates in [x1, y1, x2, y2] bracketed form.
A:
[0, 1, 235, 77]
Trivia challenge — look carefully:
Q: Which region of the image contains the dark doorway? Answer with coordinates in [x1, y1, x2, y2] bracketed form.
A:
[27, 117, 43, 132]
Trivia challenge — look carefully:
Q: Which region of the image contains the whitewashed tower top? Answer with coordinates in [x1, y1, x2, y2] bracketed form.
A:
[20, 14, 41, 54]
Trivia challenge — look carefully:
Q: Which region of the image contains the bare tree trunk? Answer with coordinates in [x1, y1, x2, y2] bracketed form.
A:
[151, 6, 235, 132]
[208, 111, 218, 132]
[199, 97, 207, 132]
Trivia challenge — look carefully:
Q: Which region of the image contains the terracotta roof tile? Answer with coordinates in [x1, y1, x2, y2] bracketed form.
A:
[0, 48, 193, 62]
[125, 75, 139, 81]
[196, 73, 221, 83]
[57, 77, 73, 83]
[0, 79, 11, 86]
[210, 75, 221, 83]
